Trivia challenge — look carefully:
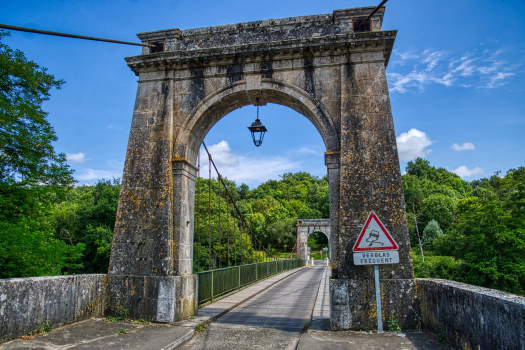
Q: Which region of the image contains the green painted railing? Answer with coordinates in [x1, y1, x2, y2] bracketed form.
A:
[195, 259, 303, 305]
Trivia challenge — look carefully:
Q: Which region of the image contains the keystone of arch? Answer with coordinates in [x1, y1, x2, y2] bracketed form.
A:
[173, 78, 340, 163]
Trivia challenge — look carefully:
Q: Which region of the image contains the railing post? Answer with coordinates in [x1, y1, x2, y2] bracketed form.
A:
[211, 269, 214, 302]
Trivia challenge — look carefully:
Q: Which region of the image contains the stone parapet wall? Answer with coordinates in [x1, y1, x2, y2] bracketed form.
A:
[417, 279, 525, 350]
[0, 274, 107, 340]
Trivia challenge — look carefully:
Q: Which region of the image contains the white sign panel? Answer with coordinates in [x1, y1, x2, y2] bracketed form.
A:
[353, 251, 399, 265]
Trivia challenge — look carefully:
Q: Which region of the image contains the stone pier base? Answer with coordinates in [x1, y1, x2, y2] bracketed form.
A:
[106, 275, 198, 323]
[330, 278, 418, 330]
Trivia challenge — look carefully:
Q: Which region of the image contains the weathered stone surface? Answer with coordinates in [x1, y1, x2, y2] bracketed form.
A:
[0, 275, 107, 340]
[417, 279, 525, 350]
[330, 278, 418, 330]
[105, 274, 198, 323]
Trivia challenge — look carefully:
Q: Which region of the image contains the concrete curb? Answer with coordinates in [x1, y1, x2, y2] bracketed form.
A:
[163, 328, 195, 350]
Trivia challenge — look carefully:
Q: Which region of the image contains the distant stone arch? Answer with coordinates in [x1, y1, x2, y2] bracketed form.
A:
[297, 219, 331, 260]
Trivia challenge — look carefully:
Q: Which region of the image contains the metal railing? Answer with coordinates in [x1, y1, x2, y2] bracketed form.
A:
[196, 259, 303, 305]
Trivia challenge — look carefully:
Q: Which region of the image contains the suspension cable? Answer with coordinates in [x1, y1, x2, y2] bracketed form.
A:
[200, 141, 280, 269]
[0, 23, 155, 47]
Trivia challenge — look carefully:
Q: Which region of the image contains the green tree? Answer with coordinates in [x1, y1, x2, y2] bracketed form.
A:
[420, 193, 456, 231]
[422, 219, 443, 245]
[0, 30, 73, 189]
[0, 219, 84, 278]
[0, 31, 81, 278]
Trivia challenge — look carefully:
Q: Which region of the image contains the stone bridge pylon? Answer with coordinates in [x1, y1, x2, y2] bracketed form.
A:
[108, 5, 415, 330]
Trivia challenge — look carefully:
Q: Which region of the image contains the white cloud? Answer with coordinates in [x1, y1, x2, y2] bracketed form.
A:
[75, 160, 123, 181]
[76, 169, 121, 181]
[387, 49, 518, 93]
[452, 166, 483, 178]
[296, 147, 318, 155]
[396, 129, 433, 161]
[66, 152, 85, 163]
[482, 72, 514, 89]
[451, 142, 475, 151]
[206, 140, 239, 167]
[200, 141, 301, 185]
[396, 51, 419, 60]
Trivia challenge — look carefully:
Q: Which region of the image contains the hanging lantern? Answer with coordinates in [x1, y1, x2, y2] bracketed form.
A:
[247, 98, 267, 147]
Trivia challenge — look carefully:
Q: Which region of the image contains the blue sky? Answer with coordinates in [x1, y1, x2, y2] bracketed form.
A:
[2, 0, 524, 188]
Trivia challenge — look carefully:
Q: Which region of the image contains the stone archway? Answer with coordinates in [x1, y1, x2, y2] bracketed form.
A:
[297, 219, 331, 260]
[107, 5, 415, 330]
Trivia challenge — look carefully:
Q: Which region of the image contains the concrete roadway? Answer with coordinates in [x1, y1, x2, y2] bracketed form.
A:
[179, 267, 325, 350]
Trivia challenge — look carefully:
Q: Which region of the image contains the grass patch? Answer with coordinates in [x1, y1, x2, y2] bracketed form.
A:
[131, 318, 151, 325]
[104, 308, 130, 323]
[116, 327, 128, 335]
[27, 320, 53, 337]
[301, 322, 311, 333]
[194, 322, 209, 332]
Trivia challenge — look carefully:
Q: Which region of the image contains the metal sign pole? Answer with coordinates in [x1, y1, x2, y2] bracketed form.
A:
[374, 265, 383, 333]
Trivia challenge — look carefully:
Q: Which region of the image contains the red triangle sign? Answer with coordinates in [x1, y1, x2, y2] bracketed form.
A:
[353, 212, 399, 252]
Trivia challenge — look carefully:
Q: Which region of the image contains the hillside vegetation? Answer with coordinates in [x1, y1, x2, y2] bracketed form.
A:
[404, 158, 525, 294]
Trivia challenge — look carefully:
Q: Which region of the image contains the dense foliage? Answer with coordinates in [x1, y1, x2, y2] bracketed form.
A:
[0, 31, 81, 278]
[193, 172, 329, 271]
[405, 158, 525, 294]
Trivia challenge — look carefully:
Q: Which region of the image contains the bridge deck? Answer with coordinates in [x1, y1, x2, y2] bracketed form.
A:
[179, 267, 325, 349]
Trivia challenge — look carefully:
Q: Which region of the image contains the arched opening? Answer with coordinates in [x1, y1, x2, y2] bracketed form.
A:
[173, 80, 340, 165]
[175, 80, 339, 273]
[192, 96, 332, 271]
[307, 231, 330, 262]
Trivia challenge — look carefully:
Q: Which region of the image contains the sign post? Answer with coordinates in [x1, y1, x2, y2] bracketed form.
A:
[353, 212, 399, 333]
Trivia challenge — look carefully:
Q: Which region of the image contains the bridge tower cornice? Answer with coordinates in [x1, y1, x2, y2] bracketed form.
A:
[125, 6, 395, 76]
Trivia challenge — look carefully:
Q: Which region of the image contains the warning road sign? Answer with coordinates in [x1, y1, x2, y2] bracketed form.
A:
[352, 212, 398, 252]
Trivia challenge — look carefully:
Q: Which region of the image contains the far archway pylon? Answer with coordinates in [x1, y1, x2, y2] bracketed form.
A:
[297, 219, 332, 261]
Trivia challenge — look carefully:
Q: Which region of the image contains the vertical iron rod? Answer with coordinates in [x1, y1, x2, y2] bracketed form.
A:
[240, 217, 243, 265]
[234, 209, 237, 266]
[218, 174, 222, 269]
[208, 154, 212, 270]
[227, 191, 230, 267]
[200, 141, 277, 267]
[197, 152, 201, 272]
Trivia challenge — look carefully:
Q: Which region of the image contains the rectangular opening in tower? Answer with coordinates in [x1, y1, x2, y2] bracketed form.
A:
[353, 18, 371, 33]
[149, 42, 165, 53]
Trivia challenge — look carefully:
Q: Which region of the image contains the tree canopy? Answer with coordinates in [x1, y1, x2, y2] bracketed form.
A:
[0, 31, 80, 278]
[405, 158, 525, 294]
